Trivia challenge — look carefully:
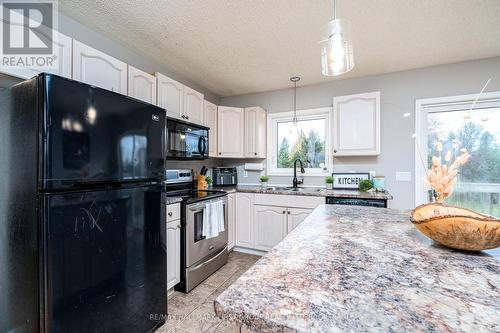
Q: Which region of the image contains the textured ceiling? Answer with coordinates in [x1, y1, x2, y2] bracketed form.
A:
[59, 0, 500, 97]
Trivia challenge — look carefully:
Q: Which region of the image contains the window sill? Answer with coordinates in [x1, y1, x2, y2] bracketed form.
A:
[267, 171, 331, 177]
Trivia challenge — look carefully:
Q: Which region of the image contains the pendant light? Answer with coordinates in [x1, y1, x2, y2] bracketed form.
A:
[320, 0, 354, 76]
[290, 76, 300, 125]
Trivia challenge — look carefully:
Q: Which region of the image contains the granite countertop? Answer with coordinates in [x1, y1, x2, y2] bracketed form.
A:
[214, 205, 499, 332]
[213, 185, 393, 200]
[165, 196, 183, 205]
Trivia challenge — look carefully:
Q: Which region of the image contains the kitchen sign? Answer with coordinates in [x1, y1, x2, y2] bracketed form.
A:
[332, 173, 370, 190]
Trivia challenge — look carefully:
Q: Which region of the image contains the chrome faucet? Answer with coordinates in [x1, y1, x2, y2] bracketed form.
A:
[292, 159, 305, 188]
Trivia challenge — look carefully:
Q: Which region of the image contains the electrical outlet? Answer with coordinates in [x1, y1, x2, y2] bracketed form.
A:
[396, 172, 412, 182]
[243, 170, 248, 178]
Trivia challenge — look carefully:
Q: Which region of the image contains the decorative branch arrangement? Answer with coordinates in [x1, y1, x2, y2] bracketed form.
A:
[425, 140, 470, 203]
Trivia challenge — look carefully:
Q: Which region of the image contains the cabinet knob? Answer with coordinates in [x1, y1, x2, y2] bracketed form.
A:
[287, 211, 291, 215]
[254, 153, 257, 156]
[282, 210, 286, 214]
[186, 116, 189, 120]
[168, 212, 173, 217]
[334, 149, 337, 153]
[219, 152, 222, 155]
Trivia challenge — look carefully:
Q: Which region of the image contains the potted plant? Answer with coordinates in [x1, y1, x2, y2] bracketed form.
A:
[359, 179, 374, 192]
[205, 176, 213, 189]
[325, 176, 333, 190]
[260, 175, 269, 187]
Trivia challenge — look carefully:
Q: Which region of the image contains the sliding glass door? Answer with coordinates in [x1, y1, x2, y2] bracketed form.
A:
[415, 92, 500, 217]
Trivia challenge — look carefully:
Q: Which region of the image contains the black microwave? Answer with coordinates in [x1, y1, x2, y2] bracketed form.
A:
[166, 117, 209, 160]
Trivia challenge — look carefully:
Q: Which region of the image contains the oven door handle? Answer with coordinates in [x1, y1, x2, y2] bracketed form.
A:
[189, 246, 227, 271]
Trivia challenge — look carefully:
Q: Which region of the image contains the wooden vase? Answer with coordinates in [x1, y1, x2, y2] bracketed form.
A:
[411, 203, 500, 251]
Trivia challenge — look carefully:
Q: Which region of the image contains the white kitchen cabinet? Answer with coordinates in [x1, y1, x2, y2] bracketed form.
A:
[228, 193, 236, 250]
[235, 193, 254, 248]
[72, 40, 127, 94]
[166, 220, 181, 290]
[244, 107, 267, 158]
[332, 91, 380, 156]
[253, 205, 287, 251]
[156, 72, 184, 119]
[165, 203, 181, 290]
[128, 65, 156, 104]
[287, 208, 313, 233]
[218, 106, 245, 158]
[204, 101, 218, 157]
[183, 86, 204, 125]
[1, 31, 72, 79]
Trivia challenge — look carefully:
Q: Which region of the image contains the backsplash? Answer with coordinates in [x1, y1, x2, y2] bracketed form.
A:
[166, 157, 383, 187]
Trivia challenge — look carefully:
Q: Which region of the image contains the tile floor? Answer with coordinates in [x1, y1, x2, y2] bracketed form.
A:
[157, 251, 260, 333]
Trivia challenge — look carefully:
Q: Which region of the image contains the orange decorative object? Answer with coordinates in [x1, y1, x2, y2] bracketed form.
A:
[411, 203, 500, 251]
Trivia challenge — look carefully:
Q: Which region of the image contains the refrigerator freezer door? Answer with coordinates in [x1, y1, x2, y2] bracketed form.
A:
[40, 74, 165, 190]
[41, 185, 166, 333]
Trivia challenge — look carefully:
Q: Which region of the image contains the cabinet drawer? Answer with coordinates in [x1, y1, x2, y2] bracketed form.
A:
[167, 203, 181, 221]
[254, 194, 323, 209]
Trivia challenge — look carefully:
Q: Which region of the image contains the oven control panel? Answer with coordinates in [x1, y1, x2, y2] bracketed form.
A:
[165, 169, 193, 184]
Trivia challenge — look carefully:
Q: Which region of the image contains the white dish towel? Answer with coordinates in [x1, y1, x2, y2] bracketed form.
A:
[202, 200, 225, 239]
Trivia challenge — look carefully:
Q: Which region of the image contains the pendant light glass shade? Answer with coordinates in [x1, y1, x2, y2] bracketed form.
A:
[320, 19, 354, 76]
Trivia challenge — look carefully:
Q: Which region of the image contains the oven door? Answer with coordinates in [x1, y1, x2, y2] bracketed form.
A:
[166, 118, 208, 160]
[185, 197, 228, 267]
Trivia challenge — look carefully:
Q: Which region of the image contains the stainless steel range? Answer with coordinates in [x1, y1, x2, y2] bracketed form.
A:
[165, 169, 228, 292]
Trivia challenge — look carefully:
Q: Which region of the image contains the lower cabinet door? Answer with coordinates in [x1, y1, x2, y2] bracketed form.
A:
[287, 208, 313, 234]
[228, 193, 235, 250]
[166, 220, 181, 290]
[253, 205, 287, 252]
[235, 193, 254, 248]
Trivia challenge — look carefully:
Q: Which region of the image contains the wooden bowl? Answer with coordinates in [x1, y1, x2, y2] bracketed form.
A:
[411, 203, 500, 251]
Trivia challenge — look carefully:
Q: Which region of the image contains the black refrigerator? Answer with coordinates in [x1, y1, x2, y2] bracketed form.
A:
[0, 74, 167, 332]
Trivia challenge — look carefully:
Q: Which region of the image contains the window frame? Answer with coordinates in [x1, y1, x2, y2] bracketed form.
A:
[414, 91, 500, 206]
[267, 107, 332, 176]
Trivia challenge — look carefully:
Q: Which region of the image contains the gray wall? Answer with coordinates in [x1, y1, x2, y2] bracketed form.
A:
[220, 57, 500, 209]
[58, 12, 220, 103]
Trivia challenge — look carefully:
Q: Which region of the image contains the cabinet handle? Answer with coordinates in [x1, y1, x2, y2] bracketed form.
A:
[334, 149, 337, 153]
[186, 116, 189, 120]
[168, 212, 173, 217]
[177, 225, 181, 229]
[254, 153, 257, 156]
[282, 210, 286, 214]
[219, 152, 222, 155]
[287, 211, 291, 215]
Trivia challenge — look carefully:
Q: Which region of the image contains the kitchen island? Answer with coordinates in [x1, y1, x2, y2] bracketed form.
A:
[214, 205, 499, 332]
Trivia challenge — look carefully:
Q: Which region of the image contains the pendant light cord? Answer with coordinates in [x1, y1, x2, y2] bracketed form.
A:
[293, 80, 297, 123]
[333, 0, 337, 20]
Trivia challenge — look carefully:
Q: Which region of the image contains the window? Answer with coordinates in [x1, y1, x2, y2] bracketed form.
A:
[268, 108, 331, 176]
[415, 92, 500, 216]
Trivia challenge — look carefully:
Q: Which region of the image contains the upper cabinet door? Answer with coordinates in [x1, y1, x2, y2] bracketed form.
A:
[183, 86, 204, 125]
[332, 91, 381, 156]
[127, 65, 156, 104]
[72, 40, 127, 94]
[218, 106, 245, 158]
[156, 73, 184, 120]
[1, 31, 72, 79]
[204, 100, 218, 157]
[244, 107, 267, 158]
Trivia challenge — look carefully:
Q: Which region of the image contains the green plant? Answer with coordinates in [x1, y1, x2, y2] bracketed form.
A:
[205, 176, 213, 185]
[260, 175, 269, 182]
[359, 179, 374, 192]
[325, 176, 333, 184]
